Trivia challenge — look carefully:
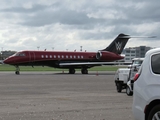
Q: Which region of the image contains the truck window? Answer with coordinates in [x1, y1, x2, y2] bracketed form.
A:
[151, 53, 160, 74]
[133, 60, 143, 65]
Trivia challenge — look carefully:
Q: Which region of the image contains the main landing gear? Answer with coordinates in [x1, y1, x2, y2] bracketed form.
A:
[68, 68, 88, 74]
[15, 66, 20, 75]
[69, 68, 75, 74]
[81, 68, 88, 74]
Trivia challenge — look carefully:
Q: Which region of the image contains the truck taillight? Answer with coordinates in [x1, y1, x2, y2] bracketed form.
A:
[134, 73, 140, 81]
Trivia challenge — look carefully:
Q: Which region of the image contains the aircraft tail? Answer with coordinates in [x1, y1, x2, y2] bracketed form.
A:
[101, 33, 130, 54]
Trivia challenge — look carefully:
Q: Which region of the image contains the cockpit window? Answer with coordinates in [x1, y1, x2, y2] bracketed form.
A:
[19, 53, 25, 56]
[13, 52, 26, 57]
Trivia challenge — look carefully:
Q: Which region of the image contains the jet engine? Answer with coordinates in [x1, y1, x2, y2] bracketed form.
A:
[96, 51, 124, 61]
[96, 51, 102, 60]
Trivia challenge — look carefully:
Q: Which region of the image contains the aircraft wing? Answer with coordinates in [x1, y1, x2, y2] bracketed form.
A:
[59, 62, 131, 66]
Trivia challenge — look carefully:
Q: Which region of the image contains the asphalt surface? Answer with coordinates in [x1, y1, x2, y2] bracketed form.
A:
[0, 71, 134, 120]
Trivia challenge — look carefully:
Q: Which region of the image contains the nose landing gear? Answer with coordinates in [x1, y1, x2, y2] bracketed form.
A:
[15, 66, 20, 75]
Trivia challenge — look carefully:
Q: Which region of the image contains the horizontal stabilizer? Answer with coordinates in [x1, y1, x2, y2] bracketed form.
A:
[126, 36, 156, 38]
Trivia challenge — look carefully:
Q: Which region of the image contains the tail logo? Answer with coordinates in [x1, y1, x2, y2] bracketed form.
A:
[115, 42, 122, 51]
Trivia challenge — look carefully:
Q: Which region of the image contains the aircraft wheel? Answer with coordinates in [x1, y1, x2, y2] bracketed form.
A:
[69, 68, 75, 74]
[15, 66, 20, 75]
[81, 68, 88, 74]
[15, 71, 20, 75]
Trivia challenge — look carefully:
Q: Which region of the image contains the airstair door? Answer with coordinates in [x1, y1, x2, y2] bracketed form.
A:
[29, 52, 35, 62]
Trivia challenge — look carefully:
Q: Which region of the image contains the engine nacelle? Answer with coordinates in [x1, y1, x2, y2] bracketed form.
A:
[96, 51, 124, 61]
[96, 51, 102, 60]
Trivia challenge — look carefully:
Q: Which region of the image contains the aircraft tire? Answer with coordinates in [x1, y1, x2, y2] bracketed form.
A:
[81, 68, 88, 74]
[15, 71, 20, 75]
[69, 68, 75, 74]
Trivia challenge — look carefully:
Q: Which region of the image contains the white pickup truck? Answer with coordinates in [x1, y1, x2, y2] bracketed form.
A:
[114, 58, 144, 96]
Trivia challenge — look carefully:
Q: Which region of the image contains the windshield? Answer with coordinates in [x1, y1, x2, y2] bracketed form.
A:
[12, 52, 26, 57]
[133, 60, 143, 65]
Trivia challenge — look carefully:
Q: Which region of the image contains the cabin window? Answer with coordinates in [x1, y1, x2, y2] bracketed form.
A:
[81, 56, 83, 58]
[62, 55, 64, 58]
[78, 56, 80, 58]
[74, 56, 76, 58]
[54, 55, 56, 58]
[58, 55, 60, 58]
[46, 55, 48, 58]
[70, 55, 72, 58]
[50, 55, 52, 58]
[41, 55, 44, 58]
[66, 55, 68, 58]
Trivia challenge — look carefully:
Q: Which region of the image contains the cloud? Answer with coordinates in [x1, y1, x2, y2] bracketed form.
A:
[20, 9, 105, 27]
[0, 0, 160, 52]
[1, 4, 47, 13]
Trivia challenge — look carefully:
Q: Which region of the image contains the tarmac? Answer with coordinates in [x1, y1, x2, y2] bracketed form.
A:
[0, 71, 134, 120]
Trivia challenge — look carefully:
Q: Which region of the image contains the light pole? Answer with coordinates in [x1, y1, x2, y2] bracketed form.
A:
[1, 47, 3, 60]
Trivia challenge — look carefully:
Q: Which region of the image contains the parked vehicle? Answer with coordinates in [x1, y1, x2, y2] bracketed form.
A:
[114, 58, 143, 96]
[133, 48, 160, 120]
[0, 60, 3, 64]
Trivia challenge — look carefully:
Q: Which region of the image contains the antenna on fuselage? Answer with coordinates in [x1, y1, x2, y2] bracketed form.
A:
[80, 46, 82, 52]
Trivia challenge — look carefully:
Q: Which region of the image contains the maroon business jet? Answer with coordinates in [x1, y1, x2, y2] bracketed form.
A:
[4, 33, 130, 75]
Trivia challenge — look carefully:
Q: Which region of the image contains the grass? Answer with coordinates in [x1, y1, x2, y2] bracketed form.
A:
[0, 64, 124, 72]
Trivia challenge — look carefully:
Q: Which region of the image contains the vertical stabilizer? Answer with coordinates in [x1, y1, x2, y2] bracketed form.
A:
[102, 33, 130, 54]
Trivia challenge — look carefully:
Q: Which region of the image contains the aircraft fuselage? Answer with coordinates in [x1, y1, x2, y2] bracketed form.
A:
[4, 50, 123, 68]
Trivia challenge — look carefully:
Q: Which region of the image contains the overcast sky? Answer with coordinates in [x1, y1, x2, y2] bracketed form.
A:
[0, 0, 160, 52]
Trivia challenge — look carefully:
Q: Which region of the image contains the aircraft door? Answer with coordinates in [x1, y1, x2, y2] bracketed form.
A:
[29, 52, 35, 62]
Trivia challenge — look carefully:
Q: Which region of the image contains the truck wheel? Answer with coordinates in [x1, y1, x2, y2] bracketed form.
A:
[148, 104, 160, 120]
[116, 83, 122, 93]
[126, 86, 133, 96]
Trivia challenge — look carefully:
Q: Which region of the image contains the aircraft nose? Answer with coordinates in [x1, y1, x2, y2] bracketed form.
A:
[3, 58, 12, 64]
[3, 59, 8, 64]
